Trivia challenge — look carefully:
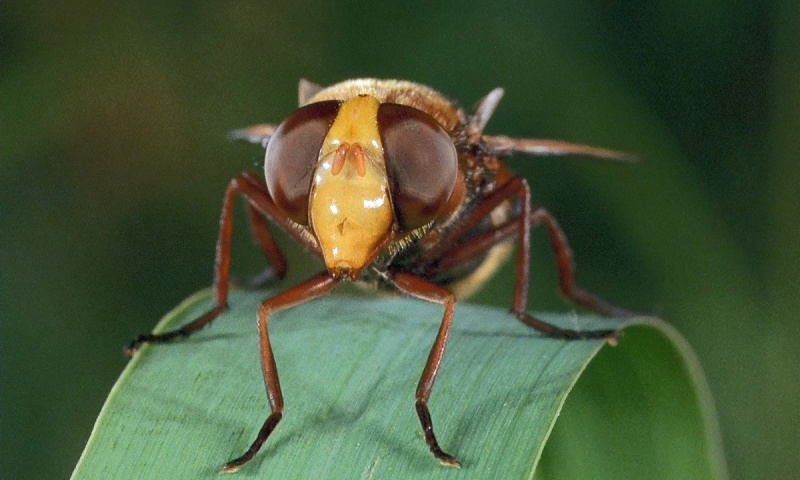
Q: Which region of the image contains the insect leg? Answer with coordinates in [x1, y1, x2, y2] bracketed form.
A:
[429, 177, 619, 341]
[230, 191, 288, 289]
[512, 198, 617, 344]
[126, 172, 306, 355]
[527, 207, 636, 318]
[222, 272, 338, 473]
[390, 271, 461, 468]
[429, 205, 634, 319]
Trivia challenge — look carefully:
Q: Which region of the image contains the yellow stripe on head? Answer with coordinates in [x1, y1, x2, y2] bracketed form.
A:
[309, 95, 394, 279]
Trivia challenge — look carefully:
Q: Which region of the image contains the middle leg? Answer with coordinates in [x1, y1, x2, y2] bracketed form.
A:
[423, 176, 624, 341]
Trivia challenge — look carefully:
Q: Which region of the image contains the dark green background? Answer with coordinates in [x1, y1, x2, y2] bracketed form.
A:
[1, 1, 796, 479]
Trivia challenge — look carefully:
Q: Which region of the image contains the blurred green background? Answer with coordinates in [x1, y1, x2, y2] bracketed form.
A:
[1, 1, 797, 479]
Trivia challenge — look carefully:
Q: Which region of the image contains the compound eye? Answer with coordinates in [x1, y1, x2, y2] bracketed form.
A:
[378, 103, 458, 231]
[264, 100, 340, 225]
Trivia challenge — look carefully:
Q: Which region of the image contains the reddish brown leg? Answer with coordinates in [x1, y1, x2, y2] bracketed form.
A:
[427, 177, 621, 341]
[528, 208, 634, 318]
[245, 200, 287, 278]
[222, 272, 338, 473]
[418, 169, 521, 265]
[430, 206, 634, 319]
[391, 271, 461, 468]
[231, 200, 288, 289]
[238, 171, 322, 255]
[126, 172, 310, 355]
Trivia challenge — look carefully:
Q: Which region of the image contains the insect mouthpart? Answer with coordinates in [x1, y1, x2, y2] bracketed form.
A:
[331, 262, 356, 280]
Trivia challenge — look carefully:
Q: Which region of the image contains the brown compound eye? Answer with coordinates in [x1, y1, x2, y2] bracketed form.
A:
[264, 100, 341, 225]
[378, 103, 458, 231]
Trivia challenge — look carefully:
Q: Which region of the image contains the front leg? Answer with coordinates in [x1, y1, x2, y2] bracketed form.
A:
[390, 271, 461, 468]
[222, 272, 339, 473]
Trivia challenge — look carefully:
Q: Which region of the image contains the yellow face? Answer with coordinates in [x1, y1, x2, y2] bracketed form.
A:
[309, 95, 393, 279]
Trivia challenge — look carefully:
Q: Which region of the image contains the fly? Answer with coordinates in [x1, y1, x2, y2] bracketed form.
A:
[127, 78, 636, 472]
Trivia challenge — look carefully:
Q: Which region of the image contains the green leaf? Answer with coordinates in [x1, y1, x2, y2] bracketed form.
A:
[72, 289, 726, 479]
